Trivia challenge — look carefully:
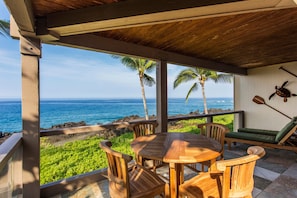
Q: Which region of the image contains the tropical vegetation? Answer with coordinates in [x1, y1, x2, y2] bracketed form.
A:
[173, 67, 232, 114]
[40, 115, 234, 184]
[114, 56, 156, 120]
[0, 19, 9, 37]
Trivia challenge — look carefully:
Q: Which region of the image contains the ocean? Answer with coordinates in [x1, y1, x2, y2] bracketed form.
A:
[0, 98, 233, 133]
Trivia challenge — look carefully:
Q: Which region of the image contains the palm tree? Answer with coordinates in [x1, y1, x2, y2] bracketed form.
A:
[174, 67, 232, 114]
[115, 56, 156, 120]
[0, 20, 9, 37]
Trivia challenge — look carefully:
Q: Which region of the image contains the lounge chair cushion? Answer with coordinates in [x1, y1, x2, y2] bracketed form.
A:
[225, 132, 276, 143]
[238, 128, 278, 136]
[226, 117, 297, 144]
[275, 117, 297, 142]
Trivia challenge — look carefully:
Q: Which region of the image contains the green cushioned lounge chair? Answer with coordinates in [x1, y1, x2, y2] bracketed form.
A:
[225, 117, 297, 153]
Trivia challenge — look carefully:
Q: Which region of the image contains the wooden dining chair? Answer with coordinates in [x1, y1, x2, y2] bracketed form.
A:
[99, 140, 166, 198]
[179, 146, 265, 198]
[132, 121, 158, 139]
[131, 121, 166, 172]
[187, 122, 230, 172]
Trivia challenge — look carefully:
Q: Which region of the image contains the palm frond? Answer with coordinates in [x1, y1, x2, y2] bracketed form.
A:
[173, 66, 232, 106]
[218, 73, 233, 83]
[0, 20, 10, 37]
[173, 68, 197, 88]
[120, 57, 139, 71]
[185, 83, 198, 101]
[143, 73, 155, 87]
[210, 73, 233, 83]
[111, 54, 121, 59]
[144, 60, 156, 73]
[114, 56, 156, 88]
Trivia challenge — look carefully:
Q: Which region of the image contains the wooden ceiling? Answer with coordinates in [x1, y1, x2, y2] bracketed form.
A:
[4, 0, 297, 75]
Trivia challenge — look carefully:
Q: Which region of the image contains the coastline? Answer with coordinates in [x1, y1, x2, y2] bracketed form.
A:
[0, 108, 232, 145]
[44, 108, 232, 146]
[0, 98, 233, 133]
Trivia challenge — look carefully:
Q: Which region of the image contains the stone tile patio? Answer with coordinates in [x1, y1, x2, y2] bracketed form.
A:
[52, 143, 297, 198]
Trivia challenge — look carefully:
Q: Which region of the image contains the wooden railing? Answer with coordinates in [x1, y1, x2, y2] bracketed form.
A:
[168, 110, 244, 127]
[0, 110, 244, 197]
[40, 110, 244, 136]
[0, 133, 23, 197]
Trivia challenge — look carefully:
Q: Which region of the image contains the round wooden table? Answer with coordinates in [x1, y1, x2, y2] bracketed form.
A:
[130, 132, 222, 198]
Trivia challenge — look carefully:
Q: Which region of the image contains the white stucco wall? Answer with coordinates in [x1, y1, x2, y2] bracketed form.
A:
[234, 62, 297, 131]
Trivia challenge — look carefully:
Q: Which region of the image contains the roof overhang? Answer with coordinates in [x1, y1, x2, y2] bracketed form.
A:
[4, 0, 297, 75]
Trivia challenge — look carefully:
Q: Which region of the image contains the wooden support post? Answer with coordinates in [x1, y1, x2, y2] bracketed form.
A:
[20, 35, 41, 198]
[238, 111, 244, 128]
[156, 60, 168, 133]
[206, 116, 213, 123]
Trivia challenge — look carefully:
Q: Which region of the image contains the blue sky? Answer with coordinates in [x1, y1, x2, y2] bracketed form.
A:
[0, 1, 233, 99]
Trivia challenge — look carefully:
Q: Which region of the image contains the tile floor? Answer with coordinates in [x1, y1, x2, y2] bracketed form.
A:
[54, 143, 297, 198]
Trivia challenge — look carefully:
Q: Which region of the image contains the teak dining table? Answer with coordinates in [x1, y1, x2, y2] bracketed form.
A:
[130, 132, 222, 198]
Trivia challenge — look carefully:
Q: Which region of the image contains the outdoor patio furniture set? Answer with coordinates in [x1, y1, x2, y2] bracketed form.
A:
[100, 119, 297, 197]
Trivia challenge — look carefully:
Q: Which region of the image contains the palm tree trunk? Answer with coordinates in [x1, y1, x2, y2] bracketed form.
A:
[201, 82, 208, 114]
[139, 76, 149, 120]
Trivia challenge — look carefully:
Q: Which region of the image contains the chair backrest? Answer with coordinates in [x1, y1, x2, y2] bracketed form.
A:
[99, 140, 132, 198]
[198, 123, 230, 146]
[100, 140, 166, 198]
[275, 116, 297, 143]
[216, 146, 265, 198]
[131, 122, 158, 139]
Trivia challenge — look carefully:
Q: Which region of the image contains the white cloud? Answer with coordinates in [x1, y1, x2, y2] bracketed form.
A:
[0, 33, 233, 99]
[39, 46, 149, 98]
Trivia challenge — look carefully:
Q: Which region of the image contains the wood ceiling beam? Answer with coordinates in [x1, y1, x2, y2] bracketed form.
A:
[38, 0, 297, 37]
[4, 0, 35, 37]
[55, 34, 247, 75]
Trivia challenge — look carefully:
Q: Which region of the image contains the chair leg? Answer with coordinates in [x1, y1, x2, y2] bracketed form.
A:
[164, 183, 170, 198]
[153, 160, 157, 173]
[136, 155, 144, 166]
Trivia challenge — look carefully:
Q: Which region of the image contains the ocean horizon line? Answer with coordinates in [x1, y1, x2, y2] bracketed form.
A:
[0, 97, 233, 101]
